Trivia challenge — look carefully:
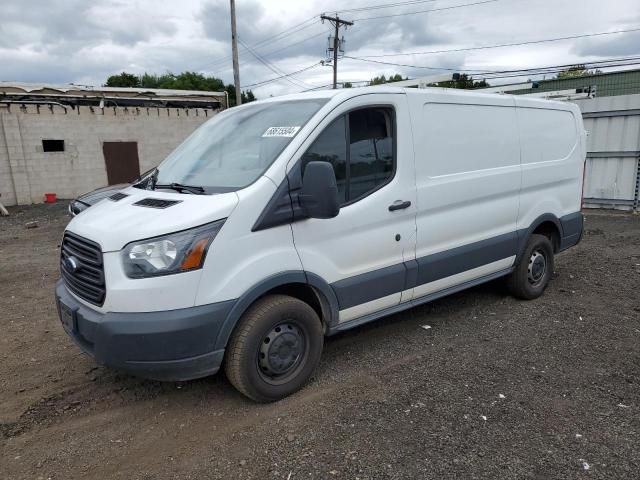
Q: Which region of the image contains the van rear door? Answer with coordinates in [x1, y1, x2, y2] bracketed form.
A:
[290, 94, 417, 323]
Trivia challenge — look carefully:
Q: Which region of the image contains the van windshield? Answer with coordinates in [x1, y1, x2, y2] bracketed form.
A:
[154, 99, 328, 193]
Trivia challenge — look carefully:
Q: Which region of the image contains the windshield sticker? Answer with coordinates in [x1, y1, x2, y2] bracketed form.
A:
[262, 126, 301, 138]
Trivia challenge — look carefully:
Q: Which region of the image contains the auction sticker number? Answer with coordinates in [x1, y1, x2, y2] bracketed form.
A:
[262, 126, 301, 138]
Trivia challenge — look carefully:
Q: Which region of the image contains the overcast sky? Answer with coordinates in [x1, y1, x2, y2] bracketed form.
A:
[1, 0, 639, 97]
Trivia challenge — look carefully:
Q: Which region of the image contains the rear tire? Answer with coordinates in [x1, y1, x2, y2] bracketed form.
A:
[224, 294, 323, 402]
[507, 234, 554, 300]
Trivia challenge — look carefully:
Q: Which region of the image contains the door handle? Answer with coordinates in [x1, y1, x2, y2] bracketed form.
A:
[388, 200, 411, 211]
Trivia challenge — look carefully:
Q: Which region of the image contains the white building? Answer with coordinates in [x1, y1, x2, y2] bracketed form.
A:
[0, 83, 226, 206]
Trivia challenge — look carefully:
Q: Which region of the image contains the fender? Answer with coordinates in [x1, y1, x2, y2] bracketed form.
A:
[515, 213, 562, 262]
[305, 271, 341, 327]
[214, 270, 339, 350]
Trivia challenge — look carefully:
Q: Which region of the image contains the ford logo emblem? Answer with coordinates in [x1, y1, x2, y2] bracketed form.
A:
[64, 256, 79, 273]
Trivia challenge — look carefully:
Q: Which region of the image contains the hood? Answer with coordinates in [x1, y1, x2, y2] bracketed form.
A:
[76, 183, 130, 206]
[66, 186, 239, 252]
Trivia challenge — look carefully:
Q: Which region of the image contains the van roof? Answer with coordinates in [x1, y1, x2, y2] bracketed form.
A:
[255, 85, 575, 110]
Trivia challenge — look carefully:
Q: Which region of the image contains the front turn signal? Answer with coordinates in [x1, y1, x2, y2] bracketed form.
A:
[180, 238, 211, 271]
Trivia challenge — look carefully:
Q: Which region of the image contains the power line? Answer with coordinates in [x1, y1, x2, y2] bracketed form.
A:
[212, 29, 329, 77]
[194, 16, 321, 73]
[478, 56, 640, 77]
[353, 27, 640, 59]
[197, 28, 329, 77]
[197, 26, 329, 81]
[256, 29, 330, 61]
[195, 0, 492, 73]
[344, 57, 640, 85]
[250, 16, 320, 49]
[197, 24, 320, 72]
[344, 55, 640, 81]
[353, 0, 500, 21]
[239, 38, 311, 89]
[241, 62, 322, 89]
[344, 55, 491, 72]
[302, 83, 335, 91]
[195, 3, 640, 90]
[193, 0, 499, 76]
[335, 0, 440, 14]
[469, 63, 640, 82]
[240, 56, 640, 94]
[201, 0, 465, 72]
[478, 59, 640, 81]
[309, 61, 640, 90]
[302, 80, 371, 91]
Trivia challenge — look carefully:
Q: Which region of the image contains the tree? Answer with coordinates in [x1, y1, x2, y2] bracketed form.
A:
[556, 65, 602, 79]
[370, 73, 406, 85]
[105, 72, 141, 88]
[431, 74, 489, 89]
[224, 84, 256, 107]
[343, 82, 353, 88]
[104, 71, 256, 106]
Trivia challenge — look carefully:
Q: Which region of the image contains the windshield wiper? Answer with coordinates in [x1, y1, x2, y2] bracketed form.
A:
[154, 183, 206, 195]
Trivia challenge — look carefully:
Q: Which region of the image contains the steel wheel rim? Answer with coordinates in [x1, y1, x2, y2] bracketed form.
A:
[257, 322, 307, 385]
[527, 249, 547, 286]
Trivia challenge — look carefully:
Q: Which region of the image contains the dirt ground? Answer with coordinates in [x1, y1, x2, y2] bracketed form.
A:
[1, 203, 639, 480]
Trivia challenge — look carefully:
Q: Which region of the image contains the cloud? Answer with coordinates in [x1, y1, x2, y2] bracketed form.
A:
[571, 31, 640, 57]
[201, 0, 279, 45]
[1, 0, 178, 58]
[0, 0, 638, 96]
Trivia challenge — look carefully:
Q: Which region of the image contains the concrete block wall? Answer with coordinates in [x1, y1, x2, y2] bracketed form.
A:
[0, 104, 216, 205]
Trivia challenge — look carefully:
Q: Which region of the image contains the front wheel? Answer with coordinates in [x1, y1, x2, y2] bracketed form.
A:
[507, 234, 554, 300]
[224, 294, 323, 402]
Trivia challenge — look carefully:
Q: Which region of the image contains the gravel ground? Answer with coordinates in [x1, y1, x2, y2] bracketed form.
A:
[1, 204, 639, 480]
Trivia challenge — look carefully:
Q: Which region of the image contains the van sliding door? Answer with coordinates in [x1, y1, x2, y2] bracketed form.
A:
[410, 94, 521, 299]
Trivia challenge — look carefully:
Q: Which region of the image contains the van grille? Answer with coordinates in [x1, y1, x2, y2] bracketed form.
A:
[60, 232, 105, 306]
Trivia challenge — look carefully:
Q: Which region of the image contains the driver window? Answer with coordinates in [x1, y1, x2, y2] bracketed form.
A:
[301, 107, 395, 205]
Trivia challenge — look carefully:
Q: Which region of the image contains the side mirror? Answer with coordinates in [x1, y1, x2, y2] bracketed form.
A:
[299, 161, 340, 219]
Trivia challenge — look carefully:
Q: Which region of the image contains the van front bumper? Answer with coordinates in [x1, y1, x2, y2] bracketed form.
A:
[55, 280, 235, 381]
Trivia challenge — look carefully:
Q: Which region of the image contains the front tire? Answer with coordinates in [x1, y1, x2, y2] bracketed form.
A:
[507, 234, 554, 300]
[224, 294, 323, 402]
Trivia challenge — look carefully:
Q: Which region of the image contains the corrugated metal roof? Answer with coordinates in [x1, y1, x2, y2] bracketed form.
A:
[510, 69, 640, 97]
[0, 82, 225, 98]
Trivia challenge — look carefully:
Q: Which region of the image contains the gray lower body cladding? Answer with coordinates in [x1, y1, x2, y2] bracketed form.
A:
[559, 211, 583, 250]
[55, 280, 235, 381]
[331, 212, 583, 310]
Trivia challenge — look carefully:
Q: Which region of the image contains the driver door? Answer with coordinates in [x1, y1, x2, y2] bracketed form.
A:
[289, 93, 417, 323]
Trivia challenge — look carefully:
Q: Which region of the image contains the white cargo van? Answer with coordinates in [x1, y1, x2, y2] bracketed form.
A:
[56, 87, 585, 402]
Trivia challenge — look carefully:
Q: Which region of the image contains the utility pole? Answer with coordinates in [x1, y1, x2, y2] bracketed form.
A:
[230, 0, 241, 106]
[320, 14, 353, 89]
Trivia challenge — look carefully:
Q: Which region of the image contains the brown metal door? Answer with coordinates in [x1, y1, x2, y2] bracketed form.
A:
[103, 142, 141, 185]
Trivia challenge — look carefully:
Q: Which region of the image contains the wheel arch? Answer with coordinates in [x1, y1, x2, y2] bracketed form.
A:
[214, 271, 339, 351]
[516, 214, 562, 261]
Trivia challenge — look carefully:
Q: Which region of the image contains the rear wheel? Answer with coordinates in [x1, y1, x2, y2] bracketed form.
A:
[507, 234, 554, 300]
[224, 294, 323, 402]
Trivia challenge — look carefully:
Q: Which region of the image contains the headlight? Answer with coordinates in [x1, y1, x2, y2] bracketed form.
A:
[122, 220, 225, 278]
